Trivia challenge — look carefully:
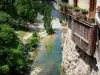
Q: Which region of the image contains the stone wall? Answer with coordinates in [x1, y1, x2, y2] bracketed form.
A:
[62, 25, 99, 75]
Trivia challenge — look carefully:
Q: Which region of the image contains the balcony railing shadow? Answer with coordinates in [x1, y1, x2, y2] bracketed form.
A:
[75, 45, 98, 72]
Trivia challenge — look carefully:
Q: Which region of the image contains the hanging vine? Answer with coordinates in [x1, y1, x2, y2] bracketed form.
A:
[44, 4, 54, 35]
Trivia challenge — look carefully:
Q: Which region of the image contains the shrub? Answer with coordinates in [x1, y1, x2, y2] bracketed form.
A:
[72, 7, 80, 11]
[0, 11, 16, 28]
[26, 31, 39, 50]
[59, 19, 63, 23]
[81, 9, 88, 13]
[0, 65, 10, 74]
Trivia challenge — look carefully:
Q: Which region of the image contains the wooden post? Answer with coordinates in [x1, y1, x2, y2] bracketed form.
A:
[74, 0, 78, 7]
[88, 0, 96, 18]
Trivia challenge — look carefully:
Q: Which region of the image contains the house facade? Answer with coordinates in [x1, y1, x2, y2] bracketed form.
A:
[68, 0, 89, 10]
[60, 0, 96, 17]
[59, 0, 100, 72]
[95, 0, 100, 71]
[60, 0, 99, 55]
[96, 0, 100, 28]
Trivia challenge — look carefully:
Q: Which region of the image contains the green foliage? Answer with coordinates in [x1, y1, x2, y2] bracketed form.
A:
[59, 19, 64, 23]
[0, 25, 27, 75]
[0, 0, 8, 11]
[59, 2, 67, 7]
[0, 0, 12, 12]
[0, 0, 55, 75]
[39, 3, 47, 15]
[14, 0, 31, 19]
[27, 31, 39, 50]
[0, 0, 17, 17]
[44, 4, 54, 35]
[14, 0, 41, 22]
[72, 7, 80, 11]
[0, 65, 10, 75]
[31, 32, 39, 47]
[0, 24, 18, 47]
[0, 12, 16, 28]
[81, 9, 88, 13]
[60, 65, 65, 75]
[10, 48, 26, 71]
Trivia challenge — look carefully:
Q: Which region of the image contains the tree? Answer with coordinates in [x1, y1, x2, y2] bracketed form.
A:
[0, 24, 18, 47]
[0, 24, 28, 75]
[44, 4, 54, 34]
[31, 31, 39, 47]
[14, 0, 39, 22]
[0, 12, 16, 28]
[26, 31, 39, 50]
[0, 0, 17, 17]
[0, 0, 10, 12]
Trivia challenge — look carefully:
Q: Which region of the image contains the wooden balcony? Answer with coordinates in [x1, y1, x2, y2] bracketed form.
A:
[67, 14, 97, 56]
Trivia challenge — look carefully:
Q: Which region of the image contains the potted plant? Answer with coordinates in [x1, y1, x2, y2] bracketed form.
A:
[72, 7, 81, 16]
[81, 9, 88, 21]
[67, 5, 74, 14]
[59, 2, 67, 13]
[81, 9, 88, 14]
[72, 7, 80, 12]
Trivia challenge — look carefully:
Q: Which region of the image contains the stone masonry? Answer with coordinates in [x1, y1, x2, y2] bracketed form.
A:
[62, 25, 99, 75]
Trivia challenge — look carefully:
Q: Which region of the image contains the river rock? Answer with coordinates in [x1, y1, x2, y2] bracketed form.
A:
[30, 67, 42, 75]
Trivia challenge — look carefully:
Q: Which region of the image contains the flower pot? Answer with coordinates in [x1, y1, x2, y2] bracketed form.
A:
[81, 14, 87, 21]
[68, 9, 72, 14]
[72, 10, 80, 16]
[88, 18, 95, 23]
[82, 12, 88, 14]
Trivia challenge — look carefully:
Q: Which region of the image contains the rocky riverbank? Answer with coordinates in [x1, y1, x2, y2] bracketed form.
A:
[62, 25, 99, 75]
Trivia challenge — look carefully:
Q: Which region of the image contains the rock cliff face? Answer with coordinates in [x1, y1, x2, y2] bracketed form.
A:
[62, 25, 99, 75]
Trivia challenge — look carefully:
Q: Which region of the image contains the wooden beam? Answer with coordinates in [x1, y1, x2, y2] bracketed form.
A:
[74, 0, 78, 7]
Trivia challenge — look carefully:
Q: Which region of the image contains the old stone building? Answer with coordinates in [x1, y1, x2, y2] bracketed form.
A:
[59, 0, 100, 75]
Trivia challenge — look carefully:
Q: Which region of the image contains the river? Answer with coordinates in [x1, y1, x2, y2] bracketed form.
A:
[31, 8, 64, 75]
[33, 29, 62, 75]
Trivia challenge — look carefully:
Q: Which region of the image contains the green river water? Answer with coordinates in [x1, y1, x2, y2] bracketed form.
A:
[33, 30, 62, 75]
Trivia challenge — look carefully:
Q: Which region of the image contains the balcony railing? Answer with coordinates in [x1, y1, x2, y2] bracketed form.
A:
[67, 12, 97, 56]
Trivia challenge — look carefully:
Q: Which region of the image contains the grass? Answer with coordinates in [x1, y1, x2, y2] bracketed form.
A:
[16, 30, 27, 38]
[59, 65, 65, 75]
